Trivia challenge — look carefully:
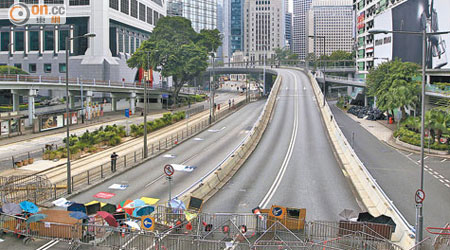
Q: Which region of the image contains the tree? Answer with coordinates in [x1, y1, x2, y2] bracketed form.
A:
[127, 16, 221, 106]
[273, 47, 297, 65]
[0, 66, 28, 75]
[425, 108, 450, 144]
[366, 59, 421, 121]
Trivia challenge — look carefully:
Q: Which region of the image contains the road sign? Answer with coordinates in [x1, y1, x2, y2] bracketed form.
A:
[162, 94, 169, 98]
[271, 206, 284, 217]
[141, 216, 155, 231]
[164, 164, 175, 177]
[125, 109, 130, 118]
[415, 189, 425, 204]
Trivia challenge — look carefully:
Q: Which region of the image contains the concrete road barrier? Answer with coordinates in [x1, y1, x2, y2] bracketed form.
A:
[178, 74, 282, 206]
[301, 68, 415, 249]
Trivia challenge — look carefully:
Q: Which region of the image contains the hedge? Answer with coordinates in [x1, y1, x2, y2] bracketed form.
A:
[130, 111, 186, 137]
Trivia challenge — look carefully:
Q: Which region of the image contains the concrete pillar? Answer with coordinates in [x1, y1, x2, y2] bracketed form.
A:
[112, 97, 118, 112]
[28, 89, 37, 126]
[364, 94, 368, 107]
[348, 73, 353, 80]
[347, 86, 353, 97]
[12, 92, 20, 112]
[130, 92, 136, 114]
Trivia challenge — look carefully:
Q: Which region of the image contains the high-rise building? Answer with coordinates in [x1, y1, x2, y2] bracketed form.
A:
[0, 0, 166, 83]
[168, 0, 217, 32]
[285, 12, 292, 49]
[307, 0, 353, 56]
[243, 0, 285, 63]
[292, 0, 312, 59]
[354, 0, 406, 78]
[231, 0, 243, 53]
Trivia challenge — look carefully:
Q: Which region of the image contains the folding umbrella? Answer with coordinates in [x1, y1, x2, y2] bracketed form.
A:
[124, 220, 141, 230]
[67, 203, 86, 213]
[140, 197, 160, 205]
[19, 201, 39, 214]
[124, 199, 146, 209]
[339, 209, 357, 220]
[117, 200, 132, 212]
[69, 211, 89, 220]
[370, 215, 396, 231]
[26, 214, 47, 224]
[357, 212, 374, 222]
[169, 198, 186, 211]
[132, 205, 155, 217]
[2, 203, 22, 215]
[96, 211, 118, 227]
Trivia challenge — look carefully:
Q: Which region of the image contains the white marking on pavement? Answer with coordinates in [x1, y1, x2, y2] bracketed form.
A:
[407, 153, 413, 156]
[445, 184, 450, 188]
[259, 71, 299, 209]
[438, 175, 444, 179]
[439, 179, 445, 183]
[193, 138, 204, 141]
[441, 159, 447, 163]
[36, 240, 59, 250]
[424, 156, 429, 160]
[445, 179, 450, 183]
[163, 154, 176, 158]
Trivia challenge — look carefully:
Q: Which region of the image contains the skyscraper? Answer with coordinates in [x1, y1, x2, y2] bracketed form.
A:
[168, 0, 218, 32]
[307, 0, 353, 56]
[292, 0, 312, 59]
[243, 0, 285, 63]
[231, 0, 244, 53]
[285, 12, 293, 49]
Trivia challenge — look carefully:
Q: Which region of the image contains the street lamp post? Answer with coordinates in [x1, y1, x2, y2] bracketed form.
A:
[140, 50, 155, 158]
[7, 42, 14, 76]
[209, 52, 215, 124]
[65, 33, 96, 195]
[309, 35, 326, 106]
[369, 28, 450, 247]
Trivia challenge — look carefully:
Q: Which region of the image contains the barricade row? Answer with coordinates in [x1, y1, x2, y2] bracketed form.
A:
[302, 68, 415, 249]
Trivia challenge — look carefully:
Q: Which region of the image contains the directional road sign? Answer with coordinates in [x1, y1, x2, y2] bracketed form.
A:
[141, 216, 155, 231]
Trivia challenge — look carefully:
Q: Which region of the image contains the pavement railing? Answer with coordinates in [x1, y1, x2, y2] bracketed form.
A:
[174, 74, 282, 206]
[41, 97, 250, 204]
[301, 68, 415, 249]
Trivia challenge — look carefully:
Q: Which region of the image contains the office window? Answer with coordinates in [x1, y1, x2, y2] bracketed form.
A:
[59, 63, 66, 73]
[44, 64, 52, 73]
[153, 11, 158, 25]
[15, 32, 25, 51]
[121, 0, 129, 14]
[69, 0, 90, 5]
[147, 7, 153, 24]
[118, 33, 124, 52]
[44, 0, 64, 3]
[136, 38, 140, 49]
[0, 0, 14, 8]
[14, 64, 22, 69]
[29, 31, 39, 51]
[131, 37, 135, 54]
[29, 64, 37, 73]
[1, 32, 10, 51]
[44, 31, 54, 51]
[110, 0, 119, 10]
[131, 0, 138, 18]
[125, 35, 129, 53]
[59, 30, 69, 50]
[139, 3, 146, 22]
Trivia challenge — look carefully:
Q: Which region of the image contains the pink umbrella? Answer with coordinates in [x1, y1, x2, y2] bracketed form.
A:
[96, 211, 118, 227]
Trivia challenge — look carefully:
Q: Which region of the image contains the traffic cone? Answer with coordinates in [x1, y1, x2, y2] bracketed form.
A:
[121, 224, 126, 238]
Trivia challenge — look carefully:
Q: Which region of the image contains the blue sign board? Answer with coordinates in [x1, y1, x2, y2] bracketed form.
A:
[272, 207, 283, 217]
[143, 217, 153, 229]
[162, 94, 169, 98]
[125, 109, 130, 118]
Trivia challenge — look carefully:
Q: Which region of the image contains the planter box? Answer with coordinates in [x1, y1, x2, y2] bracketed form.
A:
[395, 137, 449, 155]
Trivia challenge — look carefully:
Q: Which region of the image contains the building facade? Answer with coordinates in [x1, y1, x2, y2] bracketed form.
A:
[285, 12, 292, 49]
[0, 0, 166, 83]
[307, 0, 353, 56]
[243, 0, 285, 63]
[167, 0, 217, 32]
[354, 0, 406, 78]
[292, 0, 311, 59]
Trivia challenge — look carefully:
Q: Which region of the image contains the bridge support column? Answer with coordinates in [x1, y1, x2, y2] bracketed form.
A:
[347, 86, 353, 97]
[111, 97, 118, 112]
[12, 91, 20, 112]
[364, 95, 368, 107]
[130, 92, 136, 115]
[27, 89, 37, 126]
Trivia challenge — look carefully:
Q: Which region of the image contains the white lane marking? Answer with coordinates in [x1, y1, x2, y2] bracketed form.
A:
[445, 184, 450, 188]
[36, 240, 59, 250]
[259, 71, 299, 209]
[440, 179, 445, 183]
[438, 175, 444, 179]
[424, 156, 429, 160]
[445, 179, 450, 183]
[407, 153, 413, 156]
[441, 159, 447, 163]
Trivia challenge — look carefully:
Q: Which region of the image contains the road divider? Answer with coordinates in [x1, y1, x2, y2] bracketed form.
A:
[176, 74, 282, 207]
[301, 68, 415, 249]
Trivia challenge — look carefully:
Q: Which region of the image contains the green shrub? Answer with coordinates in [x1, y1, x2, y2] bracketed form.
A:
[108, 135, 121, 146]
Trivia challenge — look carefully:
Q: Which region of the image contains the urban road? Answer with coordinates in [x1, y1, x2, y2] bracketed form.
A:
[329, 103, 450, 236]
[0, 96, 265, 249]
[205, 69, 363, 220]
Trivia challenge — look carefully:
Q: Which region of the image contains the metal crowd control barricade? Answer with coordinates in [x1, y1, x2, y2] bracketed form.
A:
[0, 213, 31, 241]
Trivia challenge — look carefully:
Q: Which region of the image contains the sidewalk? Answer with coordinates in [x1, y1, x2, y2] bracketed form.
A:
[339, 105, 450, 159]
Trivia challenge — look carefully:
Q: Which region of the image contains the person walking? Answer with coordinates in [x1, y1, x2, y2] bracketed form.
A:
[111, 152, 118, 173]
[228, 99, 231, 109]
